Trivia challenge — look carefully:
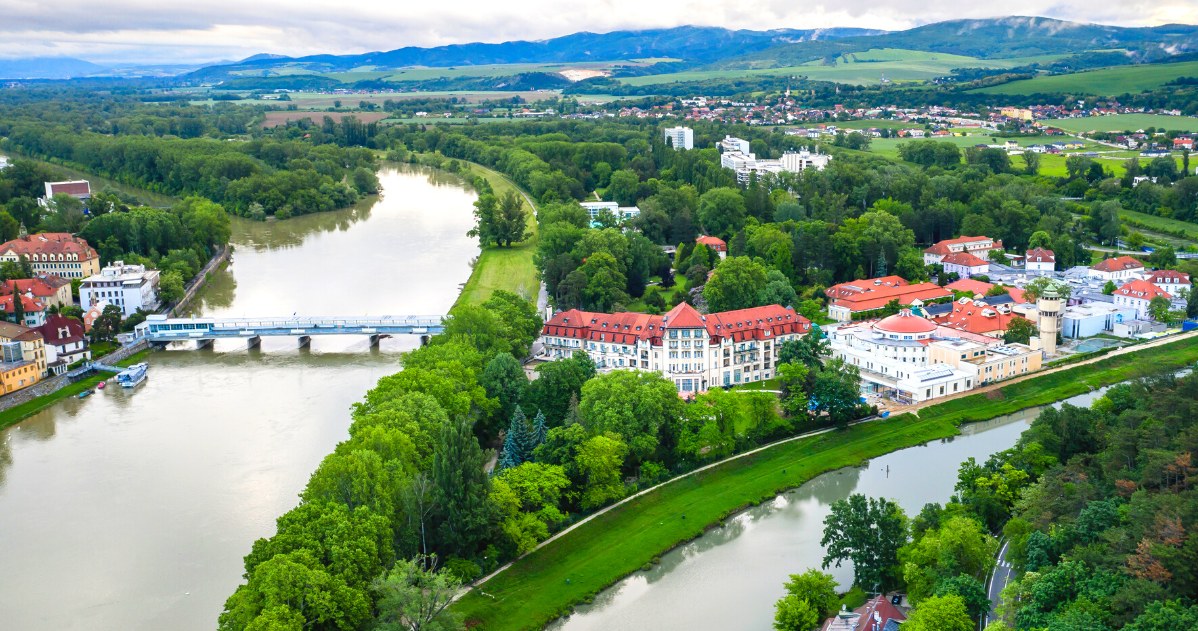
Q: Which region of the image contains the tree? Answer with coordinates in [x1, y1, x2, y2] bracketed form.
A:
[350, 167, 380, 195]
[1102, 280, 1117, 295]
[575, 433, 627, 510]
[1023, 277, 1071, 302]
[1022, 151, 1041, 176]
[531, 411, 548, 451]
[1187, 287, 1198, 319]
[1148, 295, 1172, 323]
[498, 407, 533, 471]
[431, 417, 493, 558]
[781, 569, 840, 619]
[489, 462, 569, 555]
[580, 252, 629, 312]
[821, 494, 908, 592]
[900, 516, 996, 602]
[777, 362, 811, 417]
[773, 594, 820, 631]
[90, 304, 123, 342]
[373, 557, 464, 631]
[1002, 317, 1036, 345]
[811, 358, 862, 427]
[219, 549, 372, 631]
[697, 187, 747, 238]
[525, 351, 596, 425]
[759, 269, 798, 307]
[778, 328, 829, 369]
[579, 370, 683, 466]
[158, 270, 185, 305]
[903, 594, 973, 631]
[480, 353, 527, 424]
[10, 289, 24, 324]
[704, 256, 768, 312]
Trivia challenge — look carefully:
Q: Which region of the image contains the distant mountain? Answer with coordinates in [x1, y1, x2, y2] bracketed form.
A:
[718, 17, 1198, 68]
[0, 56, 106, 79]
[186, 26, 885, 80]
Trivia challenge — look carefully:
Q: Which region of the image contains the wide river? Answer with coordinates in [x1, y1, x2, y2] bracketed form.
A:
[550, 387, 1111, 631]
[0, 165, 479, 630]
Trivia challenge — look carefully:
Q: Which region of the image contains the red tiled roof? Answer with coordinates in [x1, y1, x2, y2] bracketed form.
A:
[935, 298, 1022, 335]
[541, 304, 811, 346]
[923, 235, 1000, 256]
[946, 278, 994, 296]
[695, 235, 727, 251]
[876, 310, 937, 334]
[1113, 279, 1172, 301]
[831, 282, 952, 313]
[0, 278, 58, 298]
[1006, 286, 1027, 304]
[0, 233, 99, 261]
[1026, 247, 1055, 263]
[941, 251, 988, 267]
[663, 302, 707, 329]
[1091, 256, 1143, 273]
[825, 275, 908, 300]
[37, 315, 85, 346]
[1146, 270, 1190, 285]
[0, 293, 45, 314]
[46, 181, 91, 197]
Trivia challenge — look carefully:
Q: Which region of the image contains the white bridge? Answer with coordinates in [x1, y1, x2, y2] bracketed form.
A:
[135, 313, 445, 349]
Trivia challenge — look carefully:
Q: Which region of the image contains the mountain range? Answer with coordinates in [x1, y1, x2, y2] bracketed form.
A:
[2, 17, 1198, 81]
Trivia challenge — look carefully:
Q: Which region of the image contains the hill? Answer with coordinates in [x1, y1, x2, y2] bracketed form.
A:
[0, 56, 106, 79]
[973, 60, 1198, 95]
[718, 17, 1198, 69]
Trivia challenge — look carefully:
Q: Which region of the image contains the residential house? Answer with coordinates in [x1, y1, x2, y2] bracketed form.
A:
[0, 292, 46, 327]
[1, 276, 72, 310]
[941, 251, 990, 279]
[41, 180, 91, 206]
[1088, 256, 1145, 281]
[1145, 269, 1191, 296]
[923, 235, 1003, 265]
[0, 320, 47, 378]
[821, 596, 907, 631]
[825, 279, 952, 322]
[539, 302, 811, 393]
[1025, 247, 1055, 274]
[1112, 279, 1172, 320]
[933, 297, 1024, 337]
[695, 235, 728, 259]
[79, 260, 161, 317]
[37, 314, 89, 375]
[0, 232, 101, 279]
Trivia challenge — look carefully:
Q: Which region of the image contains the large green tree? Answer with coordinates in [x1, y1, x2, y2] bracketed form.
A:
[697, 187, 747, 238]
[431, 417, 493, 558]
[821, 494, 908, 591]
[703, 256, 768, 312]
[373, 558, 463, 631]
[579, 370, 683, 466]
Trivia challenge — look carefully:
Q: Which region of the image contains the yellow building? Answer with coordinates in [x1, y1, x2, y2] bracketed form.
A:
[928, 338, 1042, 385]
[0, 321, 48, 377]
[0, 358, 40, 394]
[0, 233, 101, 279]
[999, 107, 1034, 121]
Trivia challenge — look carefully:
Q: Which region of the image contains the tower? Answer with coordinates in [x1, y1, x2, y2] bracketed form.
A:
[1037, 289, 1062, 356]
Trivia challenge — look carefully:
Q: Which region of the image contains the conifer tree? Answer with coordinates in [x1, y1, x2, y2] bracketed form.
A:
[499, 407, 531, 469]
[531, 410, 548, 451]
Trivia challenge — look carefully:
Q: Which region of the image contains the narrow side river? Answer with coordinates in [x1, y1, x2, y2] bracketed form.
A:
[0, 165, 479, 630]
[550, 388, 1112, 631]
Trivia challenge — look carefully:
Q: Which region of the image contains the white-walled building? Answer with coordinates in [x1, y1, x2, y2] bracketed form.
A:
[1025, 247, 1055, 274]
[1061, 302, 1137, 338]
[79, 260, 161, 317]
[1112, 279, 1172, 320]
[579, 201, 641, 227]
[923, 236, 1003, 265]
[941, 251, 990, 279]
[780, 149, 832, 172]
[1145, 269, 1191, 296]
[1088, 256, 1144, 281]
[539, 302, 811, 393]
[663, 126, 694, 150]
[719, 135, 752, 154]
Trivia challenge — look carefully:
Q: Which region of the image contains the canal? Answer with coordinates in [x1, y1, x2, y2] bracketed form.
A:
[549, 387, 1112, 631]
[0, 165, 479, 630]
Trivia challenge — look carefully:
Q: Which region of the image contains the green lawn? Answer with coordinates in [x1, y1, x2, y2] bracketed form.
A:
[1117, 209, 1198, 243]
[973, 61, 1198, 97]
[0, 350, 149, 431]
[452, 162, 540, 308]
[452, 335, 1198, 630]
[1040, 113, 1198, 134]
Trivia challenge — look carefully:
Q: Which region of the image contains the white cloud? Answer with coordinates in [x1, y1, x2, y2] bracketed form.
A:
[0, 0, 1195, 64]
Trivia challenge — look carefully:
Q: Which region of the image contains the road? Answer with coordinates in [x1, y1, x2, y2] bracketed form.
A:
[985, 539, 1014, 629]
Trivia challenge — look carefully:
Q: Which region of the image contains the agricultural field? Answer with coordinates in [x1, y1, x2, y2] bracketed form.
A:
[974, 60, 1198, 96]
[621, 48, 1054, 86]
[260, 111, 390, 128]
[865, 133, 1102, 160]
[1041, 113, 1198, 133]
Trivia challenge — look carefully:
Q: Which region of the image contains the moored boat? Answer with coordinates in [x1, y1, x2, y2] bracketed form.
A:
[115, 363, 149, 388]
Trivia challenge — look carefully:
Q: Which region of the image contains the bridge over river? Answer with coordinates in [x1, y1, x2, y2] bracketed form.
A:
[134, 313, 445, 349]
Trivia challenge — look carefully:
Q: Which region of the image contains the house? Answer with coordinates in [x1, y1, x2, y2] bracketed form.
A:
[1174, 137, 1194, 151]
[821, 596, 908, 631]
[0, 276, 72, 310]
[41, 180, 91, 206]
[539, 302, 811, 393]
[0, 292, 46, 327]
[82, 300, 111, 332]
[0, 232, 101, 279]
[1088, 256, 1145, 281]
[944, 278, 1027, 302]
[923, 235, 1003, 265]
[37, 314, 89, 375]
[663, 126, 694, 150]
[933, 297, 1024, 337]
[0, 320, 47, 378]
[826, 276, 909, 300]
[695, 235, 728, 259]
[1112, 279, 1172, 320]
[79, 260, 161, 317]
[825, 279, 951, 322]
[940, 251, 989, 279]
[1145, 269, 1191, 296]
[1025, 247, 1055, 274]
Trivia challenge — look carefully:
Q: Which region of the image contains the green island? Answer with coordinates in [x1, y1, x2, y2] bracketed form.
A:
[453, 335, 1198, 629]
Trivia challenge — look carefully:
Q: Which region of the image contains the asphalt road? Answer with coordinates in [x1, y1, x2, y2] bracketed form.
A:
[985, 539, 1014, 629]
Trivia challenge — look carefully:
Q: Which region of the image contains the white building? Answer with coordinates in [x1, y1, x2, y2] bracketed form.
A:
[721, 147, 830, 185]
[539, 302, 811, 393]
[663, 126, 694, 150]
[79, 260, 161, 317]
[579, 201, 640, 227]
[1025, 247, 1055, 274]
[923, 236, 1003, 266]
[1112, 279, 1172, 320]
[719, 135, 752, 154]
[780, 149, 832, 172]
[1061, 302, 1136, 338]
[940, 251, 989, 279]
[1088, 256, 1144, 282]
[1145, 270, 1191, 296]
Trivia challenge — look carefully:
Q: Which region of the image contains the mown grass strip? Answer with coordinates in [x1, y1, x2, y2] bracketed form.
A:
[451, 161, 540, 309]
[453, 336, 1198, 630]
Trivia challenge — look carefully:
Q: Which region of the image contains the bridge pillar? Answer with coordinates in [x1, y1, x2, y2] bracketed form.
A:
[368, 334, 381, 348]
[247, 336, 262, 349]
[297, 336, 312, 349]
[196, 339, 215, 351]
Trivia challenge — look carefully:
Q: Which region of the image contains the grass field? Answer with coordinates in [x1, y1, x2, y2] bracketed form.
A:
[1041, 113, 1198, 134]
[451, 162, 540, 308]
[451, 335, 1198, 630]
[260, 111, 390, 128]
[1118, 209, 1198, 242]
[974, 61, 1198, 96]
[0, 351, 149, 431]
[865, 134, 1102, 161]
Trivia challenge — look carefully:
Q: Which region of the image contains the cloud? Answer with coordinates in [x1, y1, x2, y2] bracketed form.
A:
[0, 0, 1195, 64]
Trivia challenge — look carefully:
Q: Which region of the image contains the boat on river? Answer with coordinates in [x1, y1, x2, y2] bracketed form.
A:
[115, 363, 149, 388]
[78, 390, 93, 399]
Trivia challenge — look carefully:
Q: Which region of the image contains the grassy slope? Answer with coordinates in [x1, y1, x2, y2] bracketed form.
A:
[1118, 209, 1198, 242]
[452, 162, 541, 308]
[974, 61, 1198, 96]
[1040, 113, 1198, 134]
[0, 350, 149, 431]
[453, 336, 1198, 630]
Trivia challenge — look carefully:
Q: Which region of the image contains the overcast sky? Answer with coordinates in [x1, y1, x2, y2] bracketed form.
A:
[2, 1, 1197, 64]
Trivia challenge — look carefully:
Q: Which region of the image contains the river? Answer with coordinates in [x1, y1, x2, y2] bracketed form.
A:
[550, 388, 1112, 631]
[0, 165, 479, 630]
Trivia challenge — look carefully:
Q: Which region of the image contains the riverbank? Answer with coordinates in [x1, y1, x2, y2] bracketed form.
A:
[170, 245, 232, 316]
[448, 160, 541, 308]
[452, 335, 1198, 630]
[0, 347, 150, 431]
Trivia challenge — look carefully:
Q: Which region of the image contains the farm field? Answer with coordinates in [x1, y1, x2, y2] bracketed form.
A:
[621, 48, 1052, 86]
[974, 60, 1198, 96]
[1118, 209, 1198, 243]
[865, 134, 1101, 160]
[260, 110, 390, 128]
[1041, 113, 1198, 133]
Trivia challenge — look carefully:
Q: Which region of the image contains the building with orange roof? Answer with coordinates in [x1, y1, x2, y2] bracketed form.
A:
[0, 232, 101, 279]
[933, 297, 1025, 337]
[0, 276, 72, 310]
[826, 280, 951, 322]
[1088, 255, 1144, 281]
[941, 251, 989, 279]
[1112, 279, 1173, 319]
[946, 278, 995, 297]
[539, 302, 811, 392]
[695, 235, 728, 259]
[1145, 269, 1190, 295]
[1025, 247, 1055, 273]
[0, 292, 46, 327]
[922, 235, 1002, 265]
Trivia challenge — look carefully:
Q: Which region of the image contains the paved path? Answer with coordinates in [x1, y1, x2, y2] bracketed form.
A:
[985, 539, 1013, 629]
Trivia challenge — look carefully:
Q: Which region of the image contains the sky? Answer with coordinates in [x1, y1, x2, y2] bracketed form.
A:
[2, 0, 1197, 65]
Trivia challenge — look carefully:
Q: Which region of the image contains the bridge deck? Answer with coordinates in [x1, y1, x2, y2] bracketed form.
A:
[136, 314, 446, 343]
